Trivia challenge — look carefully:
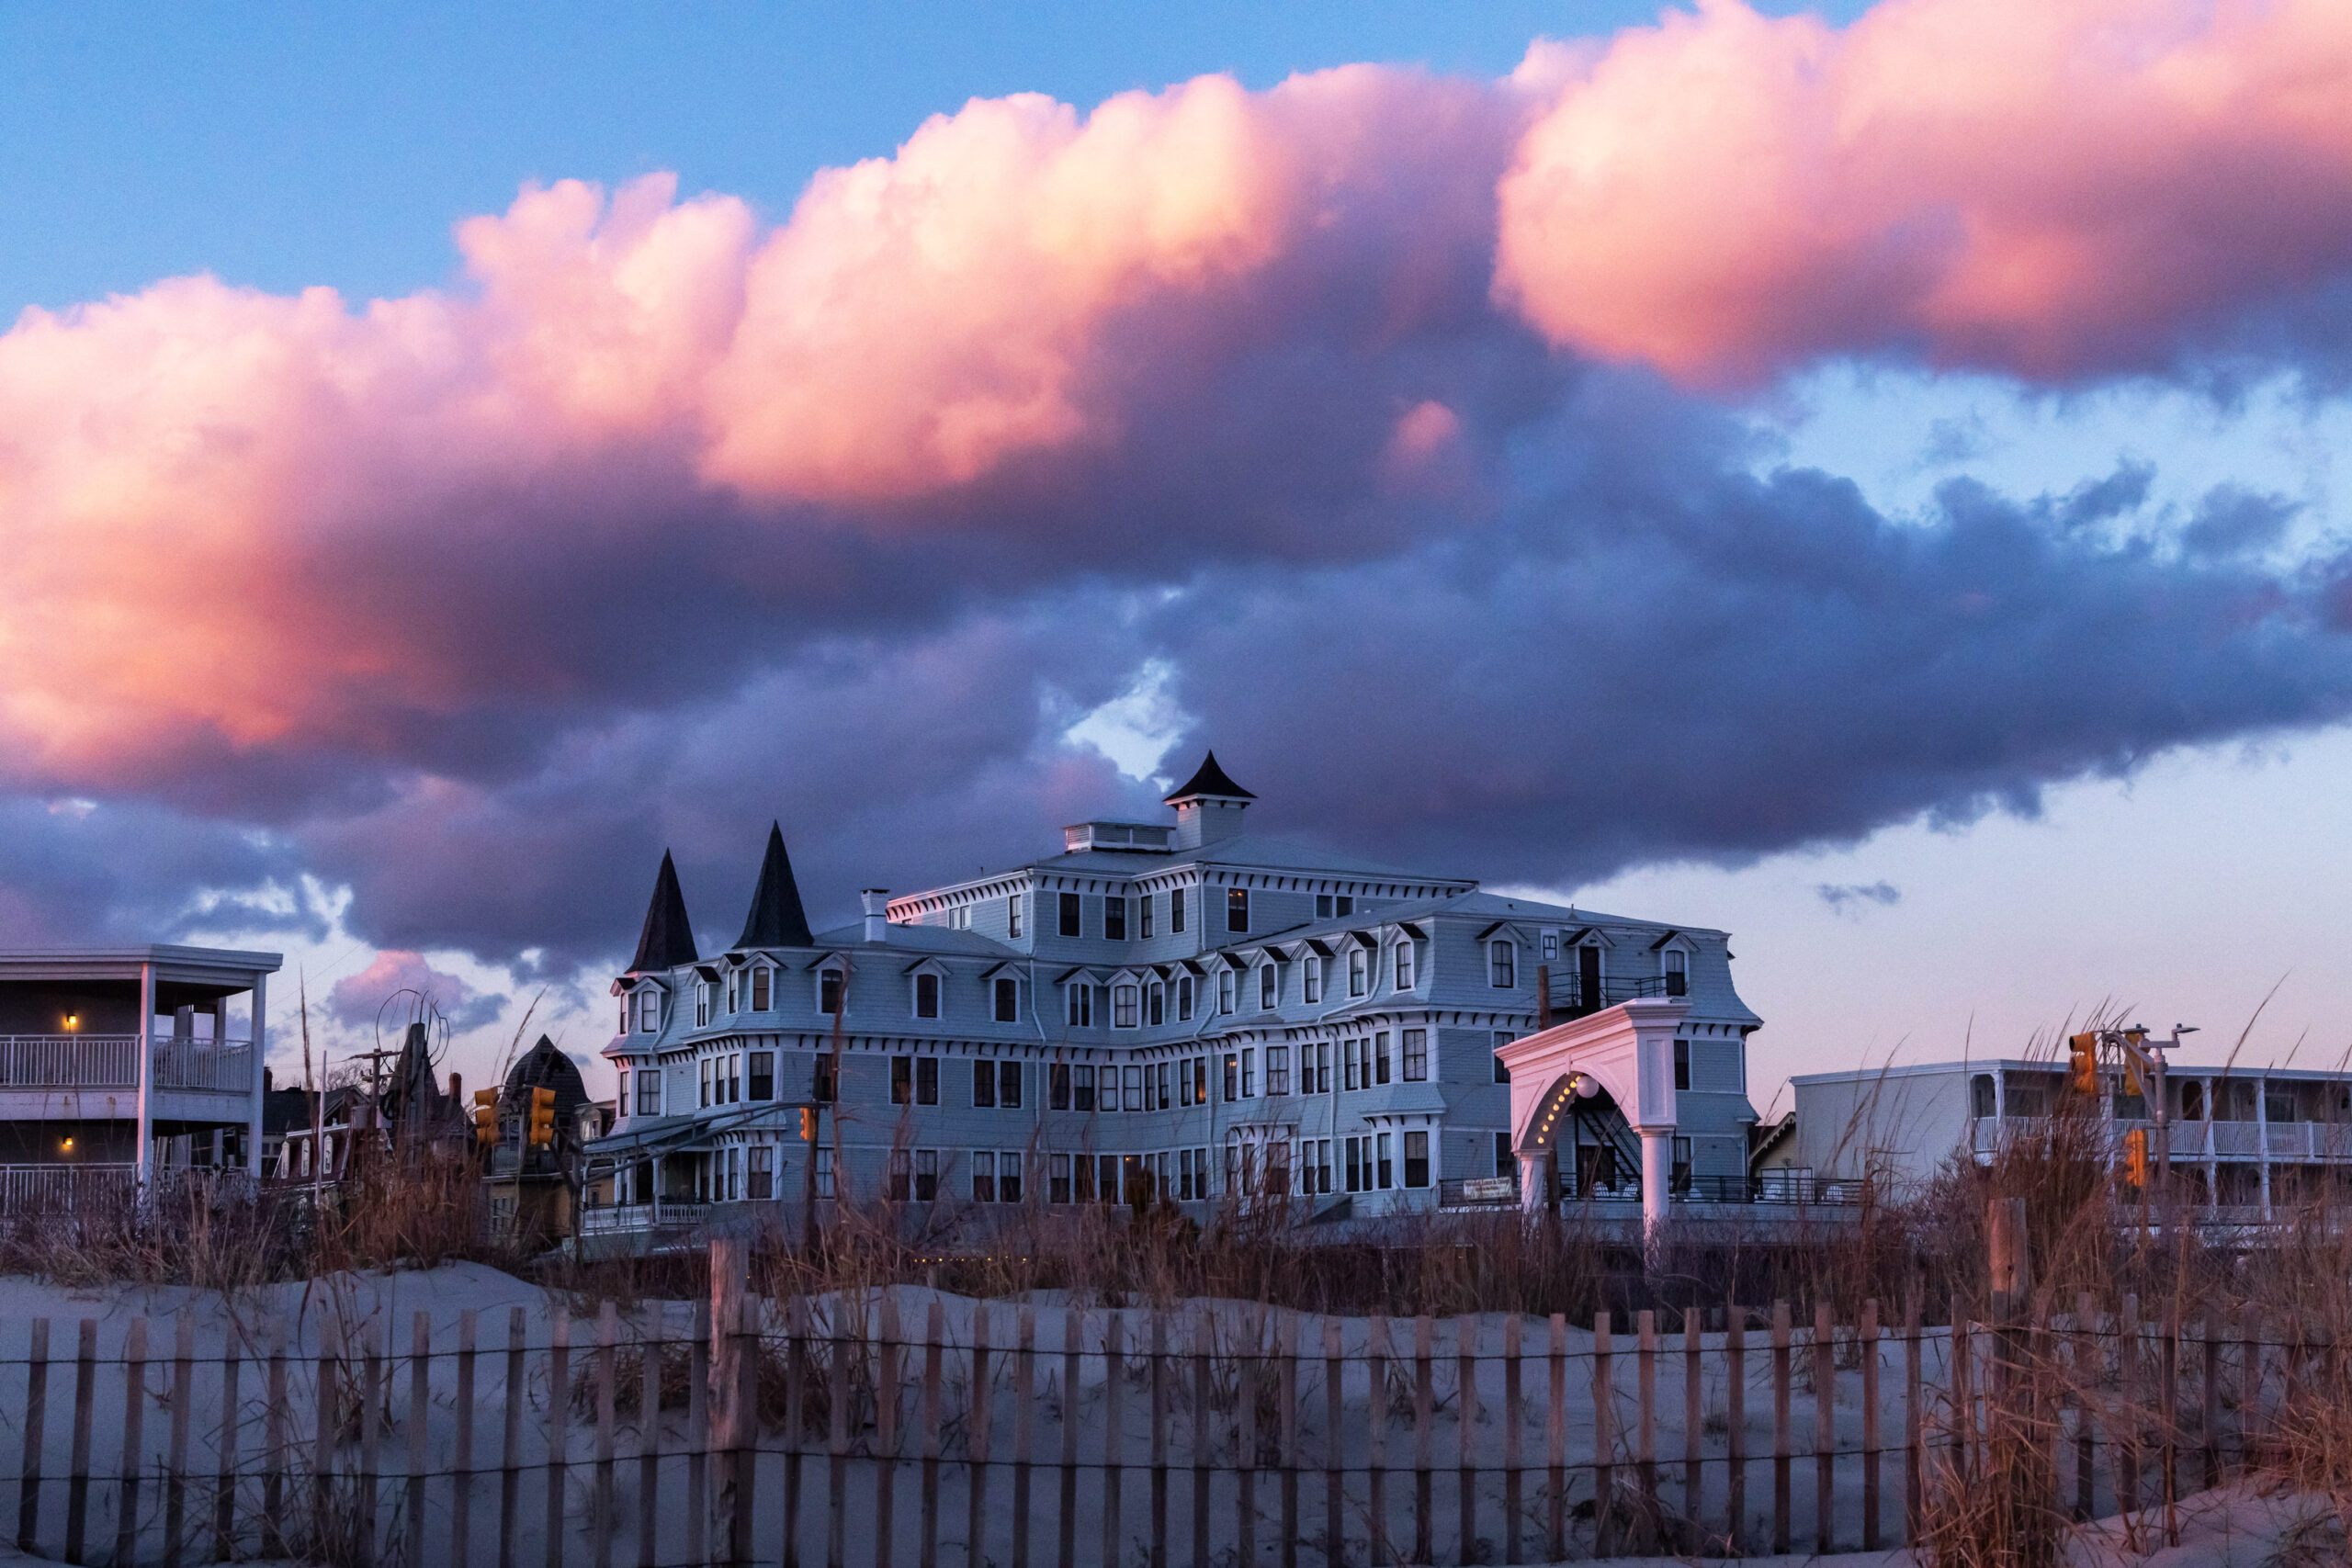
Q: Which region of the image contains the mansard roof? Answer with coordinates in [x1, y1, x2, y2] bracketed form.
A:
[1163, 750, 1255, 802]
[628, 851, 699, 973]
[736, 822, 815, 950]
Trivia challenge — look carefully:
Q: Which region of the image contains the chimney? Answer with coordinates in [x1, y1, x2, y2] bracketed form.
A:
[862, 889, 889, 943]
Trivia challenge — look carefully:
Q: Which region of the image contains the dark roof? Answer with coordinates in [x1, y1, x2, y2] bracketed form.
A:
[504, 1035, 591, 1121]
[1163, 750, 1255, 803]
[735, 823, 814, 949]
[629, 851, 700, 972]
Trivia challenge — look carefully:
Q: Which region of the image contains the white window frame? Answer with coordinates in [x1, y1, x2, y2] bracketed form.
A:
[1113, 983, 1139, 1029]
[1394, 942, 1415, 991]
[751, 964, 773, 1012]
[914, 969, 944, 1020]
[1259, 965, 1277, 1010]
[1349, 947, 1368, 998]
[1303, 955, 1322, 1004]
[1488, 941, 1515, 988]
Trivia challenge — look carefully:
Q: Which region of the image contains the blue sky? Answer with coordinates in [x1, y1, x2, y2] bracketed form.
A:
[6, 0, 2347, 1099]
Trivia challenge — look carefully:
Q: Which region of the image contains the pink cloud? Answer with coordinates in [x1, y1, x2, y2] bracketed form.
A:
[325, 949, 503, 1032]
[1495, 0, 2352, 385]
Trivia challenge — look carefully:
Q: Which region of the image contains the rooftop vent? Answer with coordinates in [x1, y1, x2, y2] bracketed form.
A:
[1062, 821, 1176, 854]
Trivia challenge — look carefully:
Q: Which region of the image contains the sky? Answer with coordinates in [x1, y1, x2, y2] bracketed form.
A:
[5, 0, 2351, 1104]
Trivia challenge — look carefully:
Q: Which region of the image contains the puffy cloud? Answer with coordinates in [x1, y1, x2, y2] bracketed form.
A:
[326, 950, 506, 1034]
[1496, 0, 2352, 386]
[5, 16, 2352, 974]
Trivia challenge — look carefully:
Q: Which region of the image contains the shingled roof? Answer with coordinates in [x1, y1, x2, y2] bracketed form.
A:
[736, 822, 814, 949]
[1163, 750, 1255, 803]
[628, 850, 699, 973]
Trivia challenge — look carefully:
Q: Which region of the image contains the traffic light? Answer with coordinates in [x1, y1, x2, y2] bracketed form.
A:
[526, 1086, 558, 1147]
[2068, 1032, 2098, 1095]
[2122, 1127, 2150, 1187]
[472, 1089, 500, 1149]
[798, 1106, 817, 1141]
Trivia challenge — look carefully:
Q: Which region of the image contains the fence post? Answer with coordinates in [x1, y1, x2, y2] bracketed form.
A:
[166, 1312, 193, 1568]
[1770, 1302, 1791, 1556]
[1367, 1314, 1389, 1568]
[1813, 1301, 1834, 1555]
[66, 1317, 96, 1567]
[1156, 1313, 1174, 1568]
[411, 1312, 435, 1568]
[1725, 1303, 1746, 1556]
[17, 1317, 46, 1554]
[919, 1299, 943, 1568]
[1058, 1311, 1081, 1568]
[1505, 1314, 1524, 1566]
[500, 1306, 525, 1568]
[214, 1319, 239, 1562]
[544, 1312, 568, 1568]
[1593, 1310, 1614, 1557]
[964, 1303, 989, 1568]
[594, 1302, 617, 1568]
[1015, 1306, 1036, 1568]
[456, 1308, 478, 1568]
[1184, 1310, 1204, 1568]
[1412, 1314, 1433, 1568]
[1105, 1310, 1126, 1568]
[876, 1292, 899, 1568]
[707, 1236, 745, 1568]
[1545, 1313, 1566, 1563]
[1902, 1293, 1920, 1546]
[1280, 1314, 1299, 1568]
[1237, 1311, 1259, 1568]
[1860, 1299, 1880, 1552]
[266, 1317, 289, 1555]
[119, 1315, 149, 1568]
[1637, 1309, 1657, 1550]
[1456, 1315, 1478, 1564]
[1683, 1307, 1702, 1540]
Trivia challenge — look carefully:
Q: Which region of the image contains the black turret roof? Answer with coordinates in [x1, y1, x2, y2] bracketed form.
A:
[628, 850, 699, 972]
[1164, 750, 1255, 803]
[503, 1035, 590, 1121]
[736, 822, 814, 949]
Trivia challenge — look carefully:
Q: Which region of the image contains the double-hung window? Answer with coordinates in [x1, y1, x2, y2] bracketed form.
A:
[1067, 985, 1094, 1028]
[819, 969, 842, 1014]
[1259, 966, 1277, 1010]
[1489, 942, 1515, 987]
[974, 1060, 997, 1107]
[1114, 984, 1139, 1028]
[1178, 976, 1194, 1021]
[1058, 892, 1082, 938]
[1664, 949, 1689, 997]
[638, 1071, 662, 1116]
[1401, 1028, 1429, 1081]
[1073, 1065, 1096, 1112]
[993, 977, 1019, 1022]
[1374, 1032, 1391, 1085]
[972, 1151, 997, 1203]
[1395, 942, 1416, 990]
[1348, 948, 1367, 998]
[1105, 897, 1127, 941]
[637, 990, 660, 1032]
[1227, 887, 1250, 932]
[752, 965, 771, 1011]
[1403, 1131, 1430, 1188]
[915, 973, 941, 1019]
[1304, 956, 1322, 1004]
[1493, 1032, 1513, 1084]
[1141, 896, 1155, 938]
[1170, 888, 1185, 933]
[1148, 983, 1164, 1026]
[1266, 1046, 1290, 1096]
[1218, 971, 1234, 1014]
[749, 1145, 774, 1201]
[998, 1152, 1023, 1202]
[750, 1051, 774, 1100]
[1674, 1038, 1691, 1091]
[1009, 897, 1023, 938]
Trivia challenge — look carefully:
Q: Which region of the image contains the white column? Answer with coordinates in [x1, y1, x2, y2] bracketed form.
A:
[1518, 1150, 1549, 1215]
[135, 961, 156, 1186]
[1641, 1129, 1672, 1239]
[246, 973, 267, 1179]
[2256, 1077, 2272, 1218]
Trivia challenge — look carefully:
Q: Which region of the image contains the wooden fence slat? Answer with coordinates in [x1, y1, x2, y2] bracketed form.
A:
[1951, 1296, 1971, 1493]
[17, 1317, 45, 1554]
[1456, 1316, 1478, 1565]
[1327, 1318, 1347, 1568]
[1683, 1309, 1702, 1539]
[1368, 1314, 1389, 1568]
[2074, 1292, 2096, 1522]
[1152, 1313, 1170, 1568]
[1239, 1312, 1260, 1568]
[967, 1304, 992, 1568]
[1279, 1314, 1298, 1568]
[313, 1319, 341, 1568]
[877, 1293, 900, 1568]
[1902, 1295, 1920, 1546]
[455, 1308, 477, 1568]
[2200, 1314, 2220, 1492]
[919, 1300, 943, 1568]
[500, 1306, 526, 1568]
[2161, 1303, 2180, 1538]
[361, 1318, 383, 1568]
[2241, 1303, 2259, 1472]
[1637, 1309, 1657, 1550]
[1411, 1314, 1433, 1568]
[1105, 1310, 1125, 1568]
[1014, 1305, 1035, 1568]
[594, 1303, 616, 1568]
[66, 1317, 96, 1567]
[826, 1303, 849, 1568]
[1504, 1314, 1524, 1567]
[216, 1321, 242, 1561]
[119, 1315, 149, 1568]
[1815, 1301, 1835, 1555]
[1593, 1310, 1613, 1557]
[166, 1313, 194, 1568]
[1770, 1301, 1791, 1557]
[1187, 1311, 1206, 1568]
[1860, 1300, 1880, 1552]
[687, 1302, 708, 1568]
[266, 1317, 289, 1551]
[1545, 1314, 1566, 1564]
[1726, 1304, 1746, 1557]
[1057, 1312, 1080, 1568]
[543, 1312, 567, 1568]
[782, 1299, 803, 1568]
[412, 1312, 435, 1568]
[2116, 1294, 2138, 1518]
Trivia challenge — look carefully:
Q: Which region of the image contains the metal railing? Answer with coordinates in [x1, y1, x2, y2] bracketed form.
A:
[1549, 972, 1675, 1020]
[153, 1038, 254, 1092]
[0, 1034, 140, 1089]
[0, 1162, 137, 1215]
[579, 1200, 713, 1236]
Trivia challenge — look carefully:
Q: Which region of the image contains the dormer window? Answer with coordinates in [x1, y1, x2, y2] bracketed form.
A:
[1259, 965, 1278, 1010]
[1303, 955, 1322, 1004]
[1663, 949, 1688, 998]
[915, 973, 942, 1019]
[1178, 976, 1195, 1021]
[1218, 970, 1235, 1014]
[1114, 984, 1139, 1028]
[751, 965, 772, 1012]
[635, 989, 660, 1032]
[993, 977, 1020, 1022]
[1349, 946, 1368, 998]
[1148, 981, 1165, 1025]
[819, 968, 844, 1015]
[1394, 942, 1415, 990]
[1488, 942, 1516, 988]
[1067, 984, 1094, 1028]
[695, 982, 713, 1028]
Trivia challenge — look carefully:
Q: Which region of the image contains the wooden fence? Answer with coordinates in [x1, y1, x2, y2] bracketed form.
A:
[0, 1287, 2316, 1567]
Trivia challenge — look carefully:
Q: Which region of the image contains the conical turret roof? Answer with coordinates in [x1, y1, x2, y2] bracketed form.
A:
[1163, 750, 1255, 803]
[736, 822, 814, 949]
[628, 850, 699, 972]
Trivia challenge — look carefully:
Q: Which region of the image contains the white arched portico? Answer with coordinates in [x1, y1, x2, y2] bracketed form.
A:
[1495, 997, 1689, 1238]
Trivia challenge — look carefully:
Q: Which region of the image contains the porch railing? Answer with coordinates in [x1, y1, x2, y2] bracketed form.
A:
[0, 1034, 140, 1089]
[0, 1162, 137, 1214]
[153, 1038, 254, 1092]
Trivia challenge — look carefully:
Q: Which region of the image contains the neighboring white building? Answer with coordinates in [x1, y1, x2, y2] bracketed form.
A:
[0, 944, 278, 1212]
[1792, 1056, 2352, 1214]
[585, 754, 1769, 1234]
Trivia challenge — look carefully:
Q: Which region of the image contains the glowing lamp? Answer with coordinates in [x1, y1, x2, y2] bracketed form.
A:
[62, 1014, 79, 1032]
[61, 1137, 74, 1151]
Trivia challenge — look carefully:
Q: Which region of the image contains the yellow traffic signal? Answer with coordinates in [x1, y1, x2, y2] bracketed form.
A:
[526, 1086, 558, 1147]
[798, 1106, 816, 1141]
[472, 1088, 499, 1148]
[2068, 1032, 2098, 1095]
[2123, 1127, 2150, 1187]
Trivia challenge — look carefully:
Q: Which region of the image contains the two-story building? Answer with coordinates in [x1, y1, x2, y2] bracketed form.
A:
[0, 944, 278, 1213]
[583, 756, 1764, 1235]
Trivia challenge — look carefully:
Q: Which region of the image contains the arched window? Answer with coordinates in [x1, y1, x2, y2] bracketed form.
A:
[1971, 1073, 1996, 1118]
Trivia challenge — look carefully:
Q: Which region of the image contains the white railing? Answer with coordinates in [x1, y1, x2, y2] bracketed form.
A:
[153, 1038, 254, 1092]
[0, 1034, 140, 1089]
[0, 1162, 136, 1214]
[578, 1200, 712, 1235]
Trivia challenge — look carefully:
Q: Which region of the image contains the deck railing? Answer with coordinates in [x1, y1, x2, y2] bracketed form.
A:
[0, 1162, 137, 1214]
[152, 1038, 254, 1092]
[0, 1034, 140, 1089]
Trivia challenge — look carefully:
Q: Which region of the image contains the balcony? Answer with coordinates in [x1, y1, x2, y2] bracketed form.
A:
[1547, 973, 1677, 1021]
[0, 1163, 136, 1215]
[578, 1200, 712, 1237]
[0, 1034, 140, 1089]
[153, 1038, 254, 1092]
